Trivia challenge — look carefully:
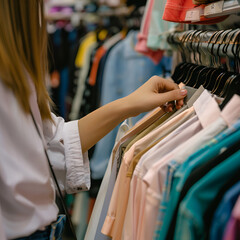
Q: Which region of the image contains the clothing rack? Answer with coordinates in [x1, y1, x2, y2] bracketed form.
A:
[168, 29, 240, 59]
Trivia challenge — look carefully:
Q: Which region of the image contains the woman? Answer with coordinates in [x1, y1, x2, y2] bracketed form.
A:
[0, 0, 187, 239]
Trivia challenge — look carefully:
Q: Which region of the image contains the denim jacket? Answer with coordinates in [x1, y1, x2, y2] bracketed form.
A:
[90, 30, 169, 180]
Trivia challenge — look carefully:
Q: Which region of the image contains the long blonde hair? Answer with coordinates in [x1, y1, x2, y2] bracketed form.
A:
[0, 0, 52, 120]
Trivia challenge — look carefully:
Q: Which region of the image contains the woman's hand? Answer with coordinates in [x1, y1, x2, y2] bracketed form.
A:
[78, 76, 187, 152]
[122, 75, 187, 117]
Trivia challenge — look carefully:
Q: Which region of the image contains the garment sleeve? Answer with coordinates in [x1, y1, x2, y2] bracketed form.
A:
[42, 113, 90, 194]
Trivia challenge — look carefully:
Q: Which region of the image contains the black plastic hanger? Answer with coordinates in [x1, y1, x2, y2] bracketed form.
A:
[220, 74, 240, 109]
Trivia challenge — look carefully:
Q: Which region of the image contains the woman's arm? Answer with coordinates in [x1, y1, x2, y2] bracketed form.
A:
[78, 76, 187, 153]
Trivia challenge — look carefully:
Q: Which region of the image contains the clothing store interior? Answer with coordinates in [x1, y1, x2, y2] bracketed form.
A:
[44, 0, 240, 239]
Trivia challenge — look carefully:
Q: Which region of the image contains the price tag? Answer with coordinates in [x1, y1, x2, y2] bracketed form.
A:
[204, 1, 224, 16]
[185, 9, 201, 21]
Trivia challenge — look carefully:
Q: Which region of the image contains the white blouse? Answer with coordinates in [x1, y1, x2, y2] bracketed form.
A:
[0, 79, 90, 239]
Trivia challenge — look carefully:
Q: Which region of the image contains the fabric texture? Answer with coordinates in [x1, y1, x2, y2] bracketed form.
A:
[162, 0, 228, 24]
[174, 149, 240, 240]
[159, 96, 240, 240]
[0, 78, 89, 239]
[89, 46, 107, 86]
[75, 32, 96, 68]
[90, 30, 164, 180]
[93, 108, 166, 240]
[130, 90, 223, 240]
[135, 0, 164, 64]
[102, 86, 203, 239]
[161, 120, 240, 240]
[210, 181, 240, 240]
[84, 120, 130, 240]
[70, 40, 98, 120]
[123, 112, 173, 154]
[121, 87, 204, 240]
[102, 105, 195, 239]
[161, 96, 240, 239]
[223, 196, 240, 240]
[89, 32, 125, 86]
[147, 0, 177, 50]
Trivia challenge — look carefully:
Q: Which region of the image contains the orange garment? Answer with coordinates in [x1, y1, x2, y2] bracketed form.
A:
[50, 70, 60, 88]
[87, 198, 96, 223]
[89, 46, 107, 86]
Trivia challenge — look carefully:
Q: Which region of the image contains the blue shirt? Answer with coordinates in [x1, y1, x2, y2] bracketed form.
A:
[210, 181, 240, 240]
[90, 30, 170, 179]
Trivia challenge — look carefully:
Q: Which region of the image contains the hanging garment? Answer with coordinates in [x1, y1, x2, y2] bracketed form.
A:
[89, 32, 125, 86]
[122, 90, 225, 240]
[122, 111, 174, 155]
[48, 29, 78, 118]
[169, 130, 240, 240]
[101, 87, 203, 240]
[162, 0, 228, 24]
[89, 46, 107, 86]
[84, 120, 131, 240]
[174, 148, 240, 240]
[158, 120, 240, 239]
[209, 181, 240, 240]
[66, 26, 88, 119]
[123, 85, 201, 177]
[94, 111, 167, 240]
[135, 0, 164, 64]
[146, 0, 178, 51]
[87, 36, 123, 119]
[86, 108, 167, 240]
[158, 95, 240, 240]
[223, 196, 240, 240]
[101, 107, 196, 239]
[203, 142, 240, 239]
[121, 86, 204, 239]
[69, 35, 97, 120]
[123, 116, 198, 240]
[75, 192, 90, 240]
[75, 32, 97, 68]
[66, 41, 82, 120]
[90, 30, 164, 181]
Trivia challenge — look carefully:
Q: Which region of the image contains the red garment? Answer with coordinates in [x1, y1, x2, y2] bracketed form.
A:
[163, 0, 228, 24]
[163, 0, 196, 22]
